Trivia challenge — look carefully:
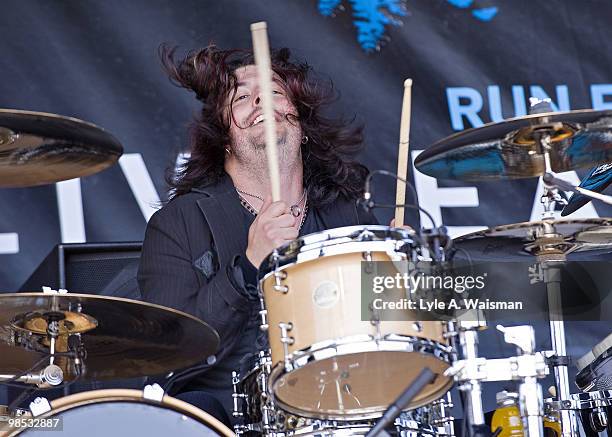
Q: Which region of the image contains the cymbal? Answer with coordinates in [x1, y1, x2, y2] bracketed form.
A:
[452, 218, 612, 261]
[0, 293, 219, 381]
[414, 109, 612, 181]
[0, 109, 123, 187]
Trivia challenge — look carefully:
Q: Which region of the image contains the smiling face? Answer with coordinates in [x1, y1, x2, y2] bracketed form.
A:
[225, 65, 302, 167]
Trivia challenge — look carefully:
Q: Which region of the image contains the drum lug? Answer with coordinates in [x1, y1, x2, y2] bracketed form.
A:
[231, 371, 248, 418]
[273, 284, 289, 293]
[29, 397, 52, 417]
[279, 322, 295, 368]
[143, 383, 165, 402]
[430, 393, 456, 436]
[273, 269, 289, 293]
[259, 309, 269, 331]
[258, 295, 269, 331]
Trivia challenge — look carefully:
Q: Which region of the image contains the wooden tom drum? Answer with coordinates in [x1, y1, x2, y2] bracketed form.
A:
[259, 226, 453, 420]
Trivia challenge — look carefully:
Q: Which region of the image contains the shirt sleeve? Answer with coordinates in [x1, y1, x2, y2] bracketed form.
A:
[137, 206, 252, 365]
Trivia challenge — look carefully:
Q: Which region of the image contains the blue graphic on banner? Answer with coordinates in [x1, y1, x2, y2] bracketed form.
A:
[319, 0, 406, 51]
[318, 0, 343, 15]
[446, 0, 473, 8]
[318, 0, 498, 51]
[471, 7, 498, 21]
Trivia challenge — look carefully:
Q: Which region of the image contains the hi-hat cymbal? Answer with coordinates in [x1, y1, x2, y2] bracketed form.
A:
[0, 109, 123, 187]
[0, 293, 219, 382]
[453, 218, 612, 261]
[414, 109, 612, 181]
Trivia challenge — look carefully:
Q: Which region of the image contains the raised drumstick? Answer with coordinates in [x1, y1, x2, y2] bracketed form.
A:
[250, 22, 281, 202]
[394, 79, 413, 227]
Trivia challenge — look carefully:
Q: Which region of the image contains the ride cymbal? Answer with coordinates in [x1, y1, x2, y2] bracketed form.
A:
[0, 109, 122, 187]
[415, 109, 612, 181]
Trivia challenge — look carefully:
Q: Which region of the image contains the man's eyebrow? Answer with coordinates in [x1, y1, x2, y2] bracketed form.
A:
[235, 79, 284, 88]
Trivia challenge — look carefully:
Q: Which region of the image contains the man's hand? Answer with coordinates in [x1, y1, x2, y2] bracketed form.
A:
[390, 218, 415, 233]
[245, 196, 299, 268]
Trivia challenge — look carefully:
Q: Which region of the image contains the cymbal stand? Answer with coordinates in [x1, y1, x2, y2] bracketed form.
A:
[456, 317, 487, 433]
[536, 140, 580, 437]
[447, 322, 549, 437]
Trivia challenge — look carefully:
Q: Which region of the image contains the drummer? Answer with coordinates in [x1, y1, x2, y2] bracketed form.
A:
[137, 45, 379, 424]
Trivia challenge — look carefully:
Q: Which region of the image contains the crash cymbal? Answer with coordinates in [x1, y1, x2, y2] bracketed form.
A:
[452, 218, 612, 261]
[0, 293, 219, 381]
[0, 109, 122, 187]
[414, 109, 612, 181]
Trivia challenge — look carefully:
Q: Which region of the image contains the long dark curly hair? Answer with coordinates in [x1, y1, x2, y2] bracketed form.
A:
[161, 44, 368, 207]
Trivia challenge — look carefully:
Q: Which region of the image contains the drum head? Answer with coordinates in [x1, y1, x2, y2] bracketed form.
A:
[13, 389, 234, 437]
[271, 351, 452, 419]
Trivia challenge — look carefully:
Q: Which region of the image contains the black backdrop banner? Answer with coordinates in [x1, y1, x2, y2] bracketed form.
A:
[1, 0, 611, 291]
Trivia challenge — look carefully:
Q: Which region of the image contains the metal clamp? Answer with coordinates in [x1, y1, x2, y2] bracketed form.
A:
[29, 397, 52, 417]
[41, 286, 68, 294]
[545, 354, 570, 367]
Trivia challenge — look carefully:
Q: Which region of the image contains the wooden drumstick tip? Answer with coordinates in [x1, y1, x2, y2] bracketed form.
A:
[404, 78, 413, 88]
[250, 22, 267, 31]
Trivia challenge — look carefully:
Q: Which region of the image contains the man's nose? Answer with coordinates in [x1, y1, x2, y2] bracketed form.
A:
[253, 94, 262, 106]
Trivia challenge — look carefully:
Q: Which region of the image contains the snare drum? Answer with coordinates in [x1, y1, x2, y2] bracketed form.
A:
[8, 389, 234, 436]
[259, 225, 453, 420]
[233, 356, 450, 437]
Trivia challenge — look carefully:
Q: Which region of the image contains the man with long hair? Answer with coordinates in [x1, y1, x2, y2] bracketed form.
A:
[137, 45, 377, 424]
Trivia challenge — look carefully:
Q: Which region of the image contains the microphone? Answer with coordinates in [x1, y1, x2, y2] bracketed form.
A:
[561, 162, 612, 216]
[359, 178, 375, 211]
[365, 368, 435, 437]
[8, 364, 64, 386]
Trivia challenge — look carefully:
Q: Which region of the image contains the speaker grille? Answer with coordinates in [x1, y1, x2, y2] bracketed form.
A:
[67, 251, 141, 293]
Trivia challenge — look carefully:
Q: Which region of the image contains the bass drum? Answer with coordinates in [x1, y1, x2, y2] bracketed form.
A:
[9, 389, 235, 437]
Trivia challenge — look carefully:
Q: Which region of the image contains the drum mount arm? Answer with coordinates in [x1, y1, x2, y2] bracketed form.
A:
[445, 323, 550, 437]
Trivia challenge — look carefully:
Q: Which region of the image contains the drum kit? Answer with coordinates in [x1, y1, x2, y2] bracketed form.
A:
[228, 103, 612, 437]
[1, 41, 612, 437]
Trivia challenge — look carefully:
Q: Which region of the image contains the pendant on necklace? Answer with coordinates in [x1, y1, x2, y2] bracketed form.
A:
[290, 205, 301, 217]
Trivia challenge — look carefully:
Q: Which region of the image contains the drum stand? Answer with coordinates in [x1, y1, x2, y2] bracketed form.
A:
[446, 316, 549, 437]
[540, 258, 580, 437]
[0, 316, 65, 388]
[539, 144, 581, 437]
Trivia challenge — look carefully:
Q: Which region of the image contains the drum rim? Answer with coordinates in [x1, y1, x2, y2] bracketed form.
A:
[237, 352, 272, 385]
[258, 225, 416, 279]
[274, 419, 438, 437]
[267, 336, 453, 421]
[9, 389, 234, 437]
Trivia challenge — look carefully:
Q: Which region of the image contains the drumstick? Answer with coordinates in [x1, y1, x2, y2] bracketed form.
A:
[250, 22, 281, 202]
[394, 79, 413, 227]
